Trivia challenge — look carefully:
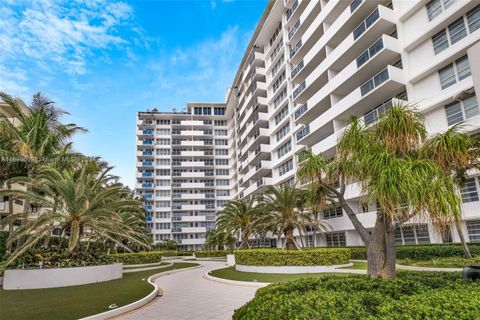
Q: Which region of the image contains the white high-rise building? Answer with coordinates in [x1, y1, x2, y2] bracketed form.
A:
[136, 0, 480, 249]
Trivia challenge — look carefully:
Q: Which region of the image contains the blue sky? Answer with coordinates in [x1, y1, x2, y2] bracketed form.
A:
[0, 0, 267, 187]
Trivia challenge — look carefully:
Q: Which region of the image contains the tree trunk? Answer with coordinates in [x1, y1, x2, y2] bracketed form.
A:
[455, 221, 472, 259]
[239, 231, 250, 249]
[367, 213, 396, 279]
[6, 184, 15, 251]
[284, 227, 297, 250]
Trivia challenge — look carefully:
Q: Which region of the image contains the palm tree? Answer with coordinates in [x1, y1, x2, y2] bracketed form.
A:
[256, 185, 327, 250]
[205, 229, 236, 250]
[0, 92, 86, 244]
[215, 197, 258, 249]
[1, 163, 151, 266]
[298, 103, 463, 278]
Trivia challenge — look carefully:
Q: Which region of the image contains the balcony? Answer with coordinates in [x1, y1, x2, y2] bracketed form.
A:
[286, 0, 299, 21]
[143, 205, 153, 211]
[352, 8, 380, 41]
[142, 194, 153, 200]
[294, 103, 308, 119]
[141, 183, 153, 188]
[360, 67, 389, 96]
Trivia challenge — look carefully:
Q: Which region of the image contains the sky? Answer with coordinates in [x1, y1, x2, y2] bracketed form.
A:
[0, 0, 267, 187]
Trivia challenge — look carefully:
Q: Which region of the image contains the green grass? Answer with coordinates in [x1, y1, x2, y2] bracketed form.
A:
[397, 256, 479, 268]
[209, 267, 348, 283]
[0, 262, 198, 320]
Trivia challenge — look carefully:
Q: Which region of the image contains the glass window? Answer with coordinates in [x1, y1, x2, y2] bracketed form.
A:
[455, 55, 471, 80]
[463, 95, 480, 119]
[467, 220, 480, 242]
[326, 232, 346, 247]
[439, 64, 456, 89]
[323, 207, 343, 219]
[445, 101, 464, 125]
[467, 5, 480, 33]
[461, 178, 479, 203]
[432, 30, 449, 54]
[426, 0, 443, 21]
[448, 17, 467, 44]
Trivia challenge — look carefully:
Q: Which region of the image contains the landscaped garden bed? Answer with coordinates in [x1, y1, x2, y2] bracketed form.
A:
[110, 251, 177, 264]
[194, 250, 233, 258]
[0, 262, 198, 320]
[233, 272, 480, 320]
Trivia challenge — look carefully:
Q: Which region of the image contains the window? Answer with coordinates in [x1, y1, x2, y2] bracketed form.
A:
[275, 106, 289, 125]
[215, 159, 229, 166]
[156, 159, 170, 166]
[157, 149, 170, 155]
[461, 178, 479, 203]
[156, 169, 170, 176]
[326, 232, 346, 247]
[272, 54, 285, 77]
[156, 201, 170, 208]
[156, 129, 170, 135]
[426, 0, 454, 21]
[323, 207, 343, 219]
[360, 67, 389, 96]
[432, 30, 449, 54]
[467, 220, 480, 242]
[156, 190, 170, 197]
[216, 190, 230, 196]
[356, 38, 384, 68]
[279, 159, 293, 176]
[395, 224, 431, 245]
[276, 122, 290, 141]
[439, 55, 470, 89]
[296, 125, 310, 141]
[214, 107, 225, 115]
[445, 95, 479, 126]
[215, 139, 228, 146]
[217, 200, 227, 207]
[155, 223, 170, 230]
[273, 88, 288, 109]
[214, 129, 227, 136]
[215, 149, 228, 155]
[156, 139, 170, 145]
[156, 179, 170, 186]
[216, 169, 229, 176]
[272, 70, 286, 93]
[214, 120, 227, 126]
[277, 140, 292, 158]
[448, 17, 467, 44]
[157, 119, 170, 125]
[216, 179, 229, 186]
[467, 5, 480, 33]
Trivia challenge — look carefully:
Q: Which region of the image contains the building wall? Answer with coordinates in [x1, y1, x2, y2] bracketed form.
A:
[138, 0, 480, 248]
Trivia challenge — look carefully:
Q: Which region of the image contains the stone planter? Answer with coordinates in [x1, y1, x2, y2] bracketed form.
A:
[3, 263, 123, 290]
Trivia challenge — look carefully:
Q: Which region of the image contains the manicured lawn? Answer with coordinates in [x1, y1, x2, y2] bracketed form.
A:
[0, 262, 198, 320]
[209, 267, 347, 283]
[339, 261, 368, 270]
[397, 256, 479, 268]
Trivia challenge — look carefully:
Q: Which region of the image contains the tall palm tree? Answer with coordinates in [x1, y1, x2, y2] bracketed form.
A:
[0, 92, 86, 243]
[297, 104, 462, 278]
[1, 163, 151, 266]
[215, 197, 258, 249]
[256, 185, 327, 250]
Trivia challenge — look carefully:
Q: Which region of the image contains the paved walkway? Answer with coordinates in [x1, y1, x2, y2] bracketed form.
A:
[117, 261, 259, 320]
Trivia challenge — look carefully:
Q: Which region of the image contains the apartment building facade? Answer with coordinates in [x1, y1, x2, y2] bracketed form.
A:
[137, 0, 480, 249]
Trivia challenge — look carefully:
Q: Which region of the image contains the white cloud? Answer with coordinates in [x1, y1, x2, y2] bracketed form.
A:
[0, 0, 138, 86]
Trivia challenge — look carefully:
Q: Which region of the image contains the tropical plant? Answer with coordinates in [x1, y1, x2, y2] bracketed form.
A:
[204, 229, 236, 250]
[215, 197, 258, 249]
[298, 103, 466, 278]
[0, 162, 151, 266]
[256, 185, 328, 250]
[153, 240, 178, 251]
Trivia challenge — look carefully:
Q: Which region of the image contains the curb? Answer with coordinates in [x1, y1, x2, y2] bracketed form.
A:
[123, 263, 174, 273]
[80, 263, 202, 320]
[203, 267, 270, 288]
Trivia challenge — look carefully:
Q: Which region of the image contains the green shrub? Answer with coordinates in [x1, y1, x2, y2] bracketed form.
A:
[11, 248, 114, 269]
[235, 248, 351, 266]
[111, 251, 177, 265]
[233, 272, 480, 320]
[195, 250, 234, 258]
[176, 251, 194, 256]
[347, 243, 480, 260]
[0, 231, 8, 260]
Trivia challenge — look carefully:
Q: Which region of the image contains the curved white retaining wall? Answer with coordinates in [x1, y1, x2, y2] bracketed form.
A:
[3, 263, 123, 290]
[235, 263, 353, 274]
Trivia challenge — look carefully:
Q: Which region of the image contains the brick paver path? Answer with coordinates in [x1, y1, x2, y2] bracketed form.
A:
[117, 260, 259, 320]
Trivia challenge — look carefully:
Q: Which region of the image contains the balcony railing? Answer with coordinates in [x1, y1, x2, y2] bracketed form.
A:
[294, 103, 308, 119]
[141, 172, 153, 177]
[360, 67, 389, 96]
[291, 60, 304, 79]
[296, 125, 310, 141]
[142, 183, 153, 188]
[289, 39, 302, 59]
[142, 151, 153, 156]
[142, 130, 153, 135]
[364, 100, 393, 125]
[353, 8, 380, 40]
[142, 140, 153, 145]
[286, 0, 299, 21]
[292, 81, 306, 100]
[142, 194, 153, 200]
[288, 19, 301, 39]
[356, 37, 384, 68]
[142, 162, 153, 167]
[350, 0, 363, 13]
[144, 205, 153, 211]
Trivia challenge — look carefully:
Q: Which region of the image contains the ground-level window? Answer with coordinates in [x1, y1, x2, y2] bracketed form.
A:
[395, 224, 430, 245]
[461, 177, 479, 203]
[326, 232, 346, 247]
[467, 220, 480, 242]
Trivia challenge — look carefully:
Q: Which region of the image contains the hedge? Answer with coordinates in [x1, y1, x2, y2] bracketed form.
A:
[348, 243, 480, 260]
[233, 272, 480, 320]
[110, 251, 177, 265]
[12, 249, 114, 269]
[234, 248, 351, 266]
[195, 250, 234, 258]
[0, 231, 8, 261]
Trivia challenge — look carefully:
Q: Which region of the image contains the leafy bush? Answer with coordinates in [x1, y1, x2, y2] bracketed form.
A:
[176, 251, 194, 256]
[348, 243, 480, 260]
[233, 272, 480, 320]
[235, 248, 350, 266]
[111, 251, 177, 265]
[195, 250, 234, 258]
[152, 240, 177, 251]
[11, 248, 114, 269]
